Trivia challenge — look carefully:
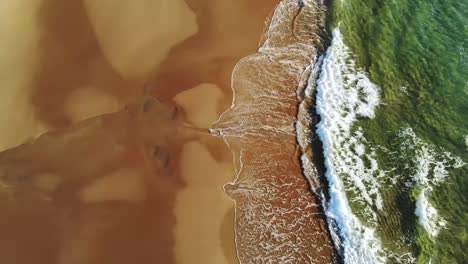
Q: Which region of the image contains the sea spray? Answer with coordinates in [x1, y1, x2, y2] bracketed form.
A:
[414, 190, 447, 238]
[312, 27, 467, 263]
[397, 127, 465, 239]
[326, 0, 468, 261]
[314, 27, 386, 263]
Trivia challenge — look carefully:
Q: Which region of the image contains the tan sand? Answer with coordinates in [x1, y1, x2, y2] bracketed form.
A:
[0, 0, 48, 151]
[173, 83, 236, 264]
[0, 98, 188, 264]
[79, 167, 146, 204]
[0, 0, 280, 263]
[83, 0, 198, 79]
[64, 86, 121, 123]
[176, 141, 235, 264]
[174, 83, 224, 128]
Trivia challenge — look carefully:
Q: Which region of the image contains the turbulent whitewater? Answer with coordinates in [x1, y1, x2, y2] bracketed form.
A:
[312, 28, 387, 263]
[212, 0, 468, 262]
[309, 25, 467, 263]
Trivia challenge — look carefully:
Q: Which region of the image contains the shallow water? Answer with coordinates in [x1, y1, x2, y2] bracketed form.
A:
[211, 1, 338, 263]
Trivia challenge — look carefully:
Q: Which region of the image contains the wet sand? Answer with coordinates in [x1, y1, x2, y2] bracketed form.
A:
[211, 1, 338, 263]
[0, 0, 279, 264]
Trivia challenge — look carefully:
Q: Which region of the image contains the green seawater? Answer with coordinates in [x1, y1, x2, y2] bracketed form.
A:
[327, 0, 468, 262]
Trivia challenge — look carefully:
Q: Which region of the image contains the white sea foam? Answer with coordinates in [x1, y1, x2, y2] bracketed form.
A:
[415, 190, 447, 238]
[315, 28, 386, 263]
[312, 23, 465, 264]
[398, 127, 465, 239]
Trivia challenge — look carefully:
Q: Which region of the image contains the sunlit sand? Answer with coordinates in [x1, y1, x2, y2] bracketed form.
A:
[174, 83, 236, 263]
[83, 0, 198, 79]
[0, 0, 47, 151]
[64, 87, 121, 122]
[176, 141, 236, 263]
[0, 0, 280, 263]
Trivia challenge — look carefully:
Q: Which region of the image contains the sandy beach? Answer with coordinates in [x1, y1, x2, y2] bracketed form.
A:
[211, 1, 338, 263]
[0, 0, 278, 263]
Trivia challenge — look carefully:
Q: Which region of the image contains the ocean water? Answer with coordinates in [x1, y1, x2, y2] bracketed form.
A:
[313, 0, 468, 263]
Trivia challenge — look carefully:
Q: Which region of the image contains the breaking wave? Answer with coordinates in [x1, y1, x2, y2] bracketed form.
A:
[313, 27, 466, 263]
[397, 127, 465, 238]
[414, 190, 447, 238]
[314, 27, 386, 263]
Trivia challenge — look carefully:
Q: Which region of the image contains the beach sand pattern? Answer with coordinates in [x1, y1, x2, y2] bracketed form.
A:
[211, 1, 338, 263]
[0, 0, 282, 263]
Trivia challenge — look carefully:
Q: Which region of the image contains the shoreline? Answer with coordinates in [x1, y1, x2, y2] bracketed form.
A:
[0, 1, 279, 263]
[211, 0, 338, 262]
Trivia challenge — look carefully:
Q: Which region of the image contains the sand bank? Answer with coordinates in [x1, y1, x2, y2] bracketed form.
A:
[174, 83, 237, 264]
[0, 0, 279, 263]
[0, 0, 48, 150]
